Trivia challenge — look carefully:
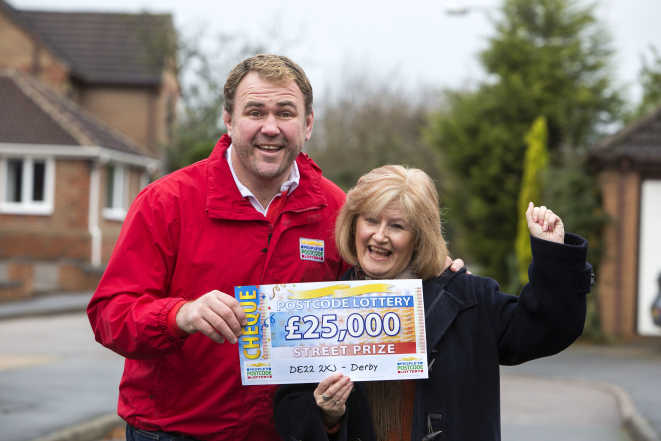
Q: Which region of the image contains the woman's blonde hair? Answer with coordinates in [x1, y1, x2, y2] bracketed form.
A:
[335, 165, 448, 280]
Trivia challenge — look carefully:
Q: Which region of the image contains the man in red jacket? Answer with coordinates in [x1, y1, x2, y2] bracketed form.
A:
[88, 54, 462, 441]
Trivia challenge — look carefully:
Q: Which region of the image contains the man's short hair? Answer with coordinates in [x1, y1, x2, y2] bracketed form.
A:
[224, 54, 313, 116]
[335, 165, 448, 280]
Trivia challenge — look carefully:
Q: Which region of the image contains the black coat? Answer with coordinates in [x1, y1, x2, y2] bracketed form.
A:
[274, 233, 592, 441]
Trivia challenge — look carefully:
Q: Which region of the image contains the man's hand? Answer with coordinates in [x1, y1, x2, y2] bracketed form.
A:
[445, 256, 469, 274]
[176, 290, 246, 344]
[526, 202, 564, 244]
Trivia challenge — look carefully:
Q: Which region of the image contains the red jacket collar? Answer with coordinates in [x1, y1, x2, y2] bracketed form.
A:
[206, 134, 327, 220]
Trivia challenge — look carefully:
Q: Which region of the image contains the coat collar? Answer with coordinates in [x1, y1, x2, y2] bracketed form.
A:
[342, 266, 477, 353]
[205, 134, 328, 221]
[423, 268, 477, 353]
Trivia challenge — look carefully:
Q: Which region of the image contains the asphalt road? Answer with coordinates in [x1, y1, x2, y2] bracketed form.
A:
[0, 313, 123, 441]
[0, 312, 634, 441]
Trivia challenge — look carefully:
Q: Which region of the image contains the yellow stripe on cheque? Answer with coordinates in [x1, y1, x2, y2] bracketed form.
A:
[334, 283, 392, 297]
[287, 284, 350, 299]
[287, 283, 392, 299]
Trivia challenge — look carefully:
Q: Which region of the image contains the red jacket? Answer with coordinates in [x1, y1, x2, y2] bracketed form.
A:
[87, 135, 347, 441]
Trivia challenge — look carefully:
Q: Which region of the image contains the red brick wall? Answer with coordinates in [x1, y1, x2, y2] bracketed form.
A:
[0, 159, 90, 260]
[0, 159, 149, 294]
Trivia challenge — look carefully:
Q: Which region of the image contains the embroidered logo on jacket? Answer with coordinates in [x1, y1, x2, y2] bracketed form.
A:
[299, 238, 324, 262]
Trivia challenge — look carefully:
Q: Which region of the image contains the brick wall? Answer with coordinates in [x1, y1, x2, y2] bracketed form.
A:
[58, 261, 104, 291]
[0, 10, 71, 92]
[155, 70, 179, 147]
[0, 159, 149, 295]
[78, 87, 160, 155]
[74, 74, 178, 157]
[0, 12, 34, 72]
[0, 159, 90, 260]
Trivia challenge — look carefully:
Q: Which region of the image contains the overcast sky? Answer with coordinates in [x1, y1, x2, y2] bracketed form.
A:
[10, 0, 661, 105]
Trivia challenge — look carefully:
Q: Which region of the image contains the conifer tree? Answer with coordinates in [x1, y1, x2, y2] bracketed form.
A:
[515, 116, 548, 286]
[425, 0, 622, 285]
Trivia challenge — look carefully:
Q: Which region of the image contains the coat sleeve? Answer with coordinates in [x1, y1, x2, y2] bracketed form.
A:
[274, 383, 336, 441]
[490, 232, 592, 365]
[274, 383, 375, 441]
[87, 186, 186, 359]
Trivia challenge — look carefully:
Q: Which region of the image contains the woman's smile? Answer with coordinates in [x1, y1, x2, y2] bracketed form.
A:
[355, 202, 415, 279]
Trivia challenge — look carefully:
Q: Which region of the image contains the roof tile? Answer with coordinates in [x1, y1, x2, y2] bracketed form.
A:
[0, 69, 151, 157]
[591, 106, 661, 166]
[16, 8, 174, 86]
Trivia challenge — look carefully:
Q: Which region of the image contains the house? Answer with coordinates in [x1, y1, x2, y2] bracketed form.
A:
[590, 106, 661, 339]
[0, 1, 178, 298]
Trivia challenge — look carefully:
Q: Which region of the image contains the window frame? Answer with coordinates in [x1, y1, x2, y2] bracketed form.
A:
[102, 163, 127, 221]
[0, 156, 55, 215]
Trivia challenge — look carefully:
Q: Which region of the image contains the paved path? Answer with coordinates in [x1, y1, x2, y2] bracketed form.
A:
[0, 293, 92, 320]
[501, 374, 627, 441]
[503, 342, 661, 440]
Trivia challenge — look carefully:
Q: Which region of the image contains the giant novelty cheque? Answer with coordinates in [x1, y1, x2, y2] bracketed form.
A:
[234, 279, 428, 385]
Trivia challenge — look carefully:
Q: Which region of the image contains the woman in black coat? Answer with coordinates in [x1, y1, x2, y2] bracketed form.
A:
[274, 165, 592, 441]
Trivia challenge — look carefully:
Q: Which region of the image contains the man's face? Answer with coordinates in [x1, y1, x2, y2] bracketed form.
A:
[223, 72, 313, 190]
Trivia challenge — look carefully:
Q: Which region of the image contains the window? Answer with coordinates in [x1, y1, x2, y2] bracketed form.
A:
[0, 157, 54, 214]
[103, 164, 126, 220]
[140, 171, 148, 190]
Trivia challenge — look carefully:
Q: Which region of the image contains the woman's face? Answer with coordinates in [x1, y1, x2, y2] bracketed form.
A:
[354, 202, 415, 279]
